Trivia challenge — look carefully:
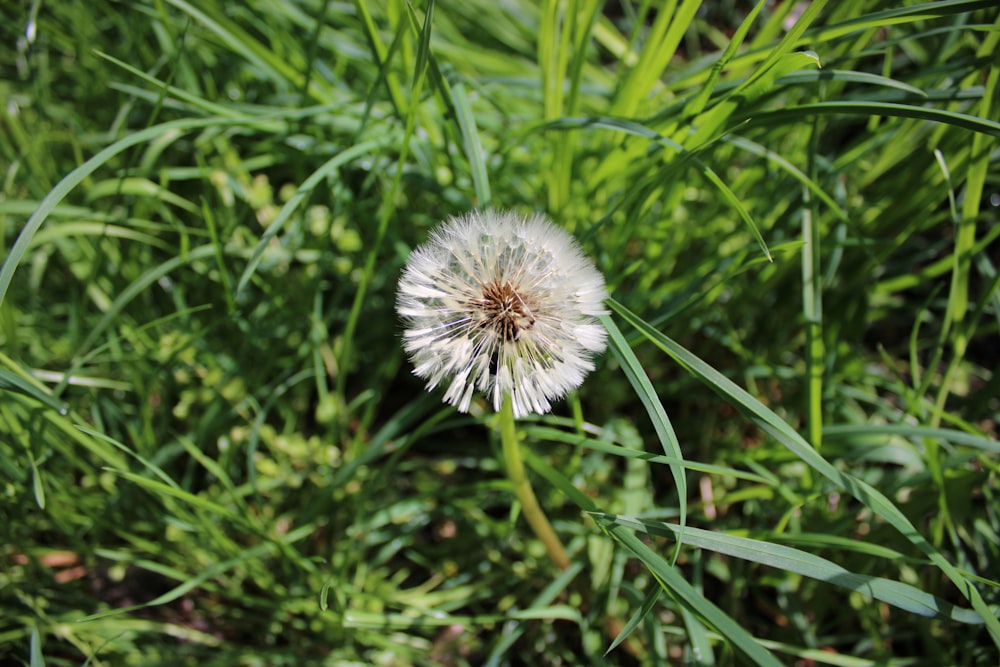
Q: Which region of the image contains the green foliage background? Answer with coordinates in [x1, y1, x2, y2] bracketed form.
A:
[1, 0, 998, 665]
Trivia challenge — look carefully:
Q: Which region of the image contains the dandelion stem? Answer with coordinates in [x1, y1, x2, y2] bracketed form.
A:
[499, 394, 570, 570]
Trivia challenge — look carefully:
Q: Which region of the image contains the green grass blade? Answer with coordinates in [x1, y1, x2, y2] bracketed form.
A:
[601, 313, 687, 565]
[611, 0, 702, 116]
[685, 50, 822, 150]
[596, 514, 990, 624]
[801, 119, 824, 469]
[526, 452, 783, 666]
[95, 50, 244, 118]
[723, 135, 848, 222]
[778, 69, 928, 96]
[938, 17, 999, 396]
[682, 0, 768, 119]
[805, 0, 999, 41]
[445, 79, 491, 206]
[353, 0, 407, 115]
[79, 538, 282, 622]
[824, 424, 1000, 454]
[607, 297, 1000, 645]
[0, 116, 257, 310]
[29, 625, 43, 667]
[541, 116, 771, 259]
[75, 245, 216, 357]
[606, 586, 660, 656]
[164, 0, 307, 93]
[0, 368, 69, 414]
[737, 0, 828, 95]
[337, 0, 436, 413]
[235, 138, 392, 294]
[751, 101, 1000, 136]
[524, 423, 771, 483]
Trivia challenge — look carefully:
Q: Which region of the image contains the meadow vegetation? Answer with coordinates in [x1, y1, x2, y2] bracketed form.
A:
[1, 0, 999, 664]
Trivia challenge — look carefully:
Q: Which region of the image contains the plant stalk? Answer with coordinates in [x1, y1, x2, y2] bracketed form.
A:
[499, 395, 570, 570]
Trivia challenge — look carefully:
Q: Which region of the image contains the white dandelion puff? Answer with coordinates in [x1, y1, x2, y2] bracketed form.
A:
[396, 209, 608, 417]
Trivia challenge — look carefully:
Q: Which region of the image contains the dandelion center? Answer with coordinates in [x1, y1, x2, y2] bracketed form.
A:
[477, 280, 536, 342]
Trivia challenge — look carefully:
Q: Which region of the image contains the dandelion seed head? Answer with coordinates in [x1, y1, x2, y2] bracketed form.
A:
[396, 209, 608, 417]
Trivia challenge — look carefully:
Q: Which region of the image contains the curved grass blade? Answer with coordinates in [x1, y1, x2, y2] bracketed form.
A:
[79, 535, 285, 622]
[751, 101, 1000, 137]
[601, 313, 686, 565]
[235, 138, 392, 294]
[336, 0, 436, 406]
[686, 50, 822, 151]
[75, 245, 217, 357]
[778, 69, 928, 97]
[450, 80, 491, 206]
[164, 0, 307, 94]
[606, 586, 660, 656]
[541, 117, 771, 260]
[610, 0, 702, 117]
[0, 368, 69, 414]
[682, 0, 768, 119]
[0, 116, 265, 310]
[824, 424, 1000, 454]
[27, 221, 172, 251]
[523, 423, 770, 484]
[722, 135, 848, 223]
[96, 50, 246, 118]
[606, 298, 1000, 645]
[737, 0, 828, 96]
[804, 0, 999, 42]
[595, 514, 990, 625]
[525, 452, 783, 666]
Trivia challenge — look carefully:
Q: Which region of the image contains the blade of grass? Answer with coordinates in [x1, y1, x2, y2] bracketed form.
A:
[337, 0, 436, 430]
[682, 0, 768, 120]
[610, 0, 702, 117]
[801, 114, 824, 477]
[0, 116, 272, 310]
[607, 297, 1000, 646]
[594, 514, 990, 624]
[164, 0, 310, 95]
[823, 424, 1000, 455]
[235, 137, 392, 293]
[526, 451, 784, 666]
[540, 116, 771, 259]
[445, 78, 491, 205]
[601, 313, 687, 566]
[522, 423, 771, 484]
[936, 16, 999, 412]
[750, 101, 1000, 136]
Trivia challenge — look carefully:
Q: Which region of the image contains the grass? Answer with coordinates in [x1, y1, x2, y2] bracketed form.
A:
[1, 0, 999, 664]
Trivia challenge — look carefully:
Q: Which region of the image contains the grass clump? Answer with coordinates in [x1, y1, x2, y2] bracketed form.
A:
[1, 0, 998, 665]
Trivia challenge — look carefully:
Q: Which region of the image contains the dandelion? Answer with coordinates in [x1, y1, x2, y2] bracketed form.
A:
[397, 209, 608, 417]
